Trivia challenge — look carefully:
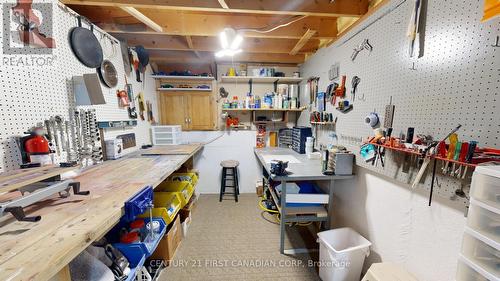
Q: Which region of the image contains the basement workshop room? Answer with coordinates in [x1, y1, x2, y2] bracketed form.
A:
[0, 0, 499, 280]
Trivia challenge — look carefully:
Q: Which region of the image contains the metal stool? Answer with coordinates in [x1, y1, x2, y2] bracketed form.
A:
[220, 160, 240, 202]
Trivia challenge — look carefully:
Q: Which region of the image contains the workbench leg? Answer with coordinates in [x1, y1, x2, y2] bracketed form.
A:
[327, 180, 335, 229]
[49, 265, 71, 281]
[280, 180, 286, 254]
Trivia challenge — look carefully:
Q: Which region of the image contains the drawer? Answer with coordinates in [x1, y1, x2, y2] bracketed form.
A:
[471, 173, 500, 209]
[457, 255, 494, 281]
[461, 229, 500, 279]
[467, 199, 500, 243]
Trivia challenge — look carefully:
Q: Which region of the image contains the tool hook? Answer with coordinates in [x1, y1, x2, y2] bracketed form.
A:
[491, 36, 500, 48]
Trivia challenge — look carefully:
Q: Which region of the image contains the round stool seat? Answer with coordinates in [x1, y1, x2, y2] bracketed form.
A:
[220, 160, 239, 168]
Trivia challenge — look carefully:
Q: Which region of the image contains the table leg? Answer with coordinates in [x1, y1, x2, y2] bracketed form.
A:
[327, 179, 334, 229]
[280, 180, 286, 254]
[49, 265, 71, 281]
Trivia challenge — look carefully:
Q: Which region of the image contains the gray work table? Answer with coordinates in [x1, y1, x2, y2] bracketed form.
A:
[254, 147, 353, 254]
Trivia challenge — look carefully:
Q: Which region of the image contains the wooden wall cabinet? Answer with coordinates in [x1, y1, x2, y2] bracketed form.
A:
[154, 76, 216, 131]
[158, 92, 215, 130]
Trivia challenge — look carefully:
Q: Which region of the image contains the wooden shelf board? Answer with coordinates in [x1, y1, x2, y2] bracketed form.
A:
[151, 75, 215, 81]
[157, 88, 212, 92]
[221, 76, 303, 83]
[311, 122, 336, 125]
[222, 108, 304, 112]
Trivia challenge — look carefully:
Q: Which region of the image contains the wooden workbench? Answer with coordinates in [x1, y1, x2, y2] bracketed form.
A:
[0, 144, 202, 281]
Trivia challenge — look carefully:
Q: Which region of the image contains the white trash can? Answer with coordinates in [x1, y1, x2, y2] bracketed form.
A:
[317, 227, 372, 281]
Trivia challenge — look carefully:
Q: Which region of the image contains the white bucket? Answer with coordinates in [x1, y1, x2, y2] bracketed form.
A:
[317, 228, 372, 281]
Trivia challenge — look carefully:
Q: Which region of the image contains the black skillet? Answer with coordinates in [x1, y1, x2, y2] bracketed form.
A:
[69, 16, 103, 68]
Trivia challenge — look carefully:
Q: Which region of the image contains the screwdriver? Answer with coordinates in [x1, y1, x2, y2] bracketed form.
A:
[462, 141, 477, 179]
[443, 133, 458, 174]
[452, 141, 462, 176]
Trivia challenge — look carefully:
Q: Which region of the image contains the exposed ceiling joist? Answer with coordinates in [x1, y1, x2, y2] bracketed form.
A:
[62, 0, 368, 17]
[119, 6, 163, 32]
[185, 36, 201, 58]
[290, 29, 316, 55]
[94, 11, 338, 40]
[217, 0, 229, 9]
[112, 34, 320, 54]
[67, 5, 338, 39]
[149, 50, 305, 64]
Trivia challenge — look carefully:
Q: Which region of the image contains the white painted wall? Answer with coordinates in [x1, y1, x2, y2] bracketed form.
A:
[330, 167, 465, 280]
[182, 130, 261, 194]
[297, 0, 476, 280]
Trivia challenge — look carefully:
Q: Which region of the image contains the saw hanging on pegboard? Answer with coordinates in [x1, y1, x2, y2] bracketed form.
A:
[137, 92, 146, 120]
[407, 0, 427, 58]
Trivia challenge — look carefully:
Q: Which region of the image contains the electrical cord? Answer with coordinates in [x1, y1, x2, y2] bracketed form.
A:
[237, 15, 307, 34]
[258, 197, 313, 226]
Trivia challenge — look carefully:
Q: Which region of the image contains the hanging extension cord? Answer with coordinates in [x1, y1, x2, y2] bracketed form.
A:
[258, 197, 313, 226]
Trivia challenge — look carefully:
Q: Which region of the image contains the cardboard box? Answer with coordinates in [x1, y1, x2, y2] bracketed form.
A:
[181, 215, 192, 236]
[179, 194, 197, 222]
[150, 215, 182, 263]
[256, 180, 264, 197]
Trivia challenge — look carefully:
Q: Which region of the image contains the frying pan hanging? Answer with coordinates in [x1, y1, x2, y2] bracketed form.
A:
[98, 60, 118, 88]
[69, 16, 103, 68]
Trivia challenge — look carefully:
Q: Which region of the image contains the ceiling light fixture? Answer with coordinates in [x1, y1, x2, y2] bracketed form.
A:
[215, 27, 243, 57]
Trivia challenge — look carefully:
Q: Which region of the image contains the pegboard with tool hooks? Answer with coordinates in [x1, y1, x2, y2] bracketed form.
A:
[0, 2, 158, 172]
[299, 0, 500, 209]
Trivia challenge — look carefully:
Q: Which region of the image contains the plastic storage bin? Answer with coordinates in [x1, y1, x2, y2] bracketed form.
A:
[470, 172, 500, 209]
[456, 256, 491, 281]
[156, 181, 194, 208]
[152, 126, 183, 145]
[461, 229, 500, 279]
[168, 172, 199, 186]
[139, 192, 182, 224]
[317, 227, 372, 281]
[275, 182, 328, 207]
[467, 199, 500, 243]
[107, 186, 167, 279]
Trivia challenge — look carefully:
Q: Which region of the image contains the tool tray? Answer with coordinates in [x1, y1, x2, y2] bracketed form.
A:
[138, 191, 182, 225]
[156, 181, 194, 208]
[107, 186, 166, 277]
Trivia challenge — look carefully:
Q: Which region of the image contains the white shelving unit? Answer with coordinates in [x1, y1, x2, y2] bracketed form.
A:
[456, 165, 500, 281]
[151, 125, 183, 145]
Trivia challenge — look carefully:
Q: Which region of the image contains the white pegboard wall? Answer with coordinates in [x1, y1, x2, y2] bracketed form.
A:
[0, 1, 158, 172]
[299, 0, 500, 207]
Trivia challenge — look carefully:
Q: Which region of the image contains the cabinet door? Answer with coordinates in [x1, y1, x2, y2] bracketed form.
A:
[159, 93, 189, 130]
[187, 93, 215, 130]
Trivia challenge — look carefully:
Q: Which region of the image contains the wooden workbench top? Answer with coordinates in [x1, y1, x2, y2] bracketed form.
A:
[0, 144, 202, 281]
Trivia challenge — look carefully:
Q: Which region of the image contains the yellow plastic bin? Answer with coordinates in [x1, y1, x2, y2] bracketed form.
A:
[156, 182, 194, 208]
[139, 192, 182, 225]
[168, 172, 199, 187]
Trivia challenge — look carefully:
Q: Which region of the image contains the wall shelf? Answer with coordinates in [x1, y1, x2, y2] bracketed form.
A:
[311, 122, 336, 125]
[157, 88, 212, 92]
[222, 108, 304, 112]
[151, 75, 214, 81]
[220, 76, 302, 83]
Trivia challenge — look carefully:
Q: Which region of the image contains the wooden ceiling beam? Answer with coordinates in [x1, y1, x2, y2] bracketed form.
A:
[112, 34, 320, 54]
[290, 29, 316, 55]
[68, 7, 339, 40]
[185, 36, 201, 58]
[217, 0, 229, 9]
[62, 0, 367, 17]
[149, 50, 305, 64]
[120, 6, 163, 32]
